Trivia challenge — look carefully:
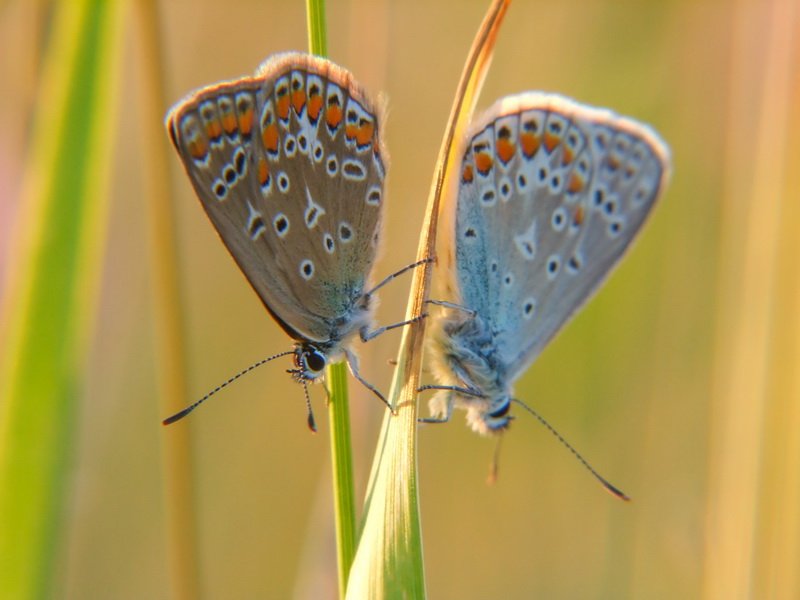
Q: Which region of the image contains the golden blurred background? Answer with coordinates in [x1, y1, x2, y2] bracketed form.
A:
[1, 0, 798, 598]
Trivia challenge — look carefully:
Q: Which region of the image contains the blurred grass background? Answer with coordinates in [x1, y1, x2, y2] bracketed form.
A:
[1, 0, 797, 598]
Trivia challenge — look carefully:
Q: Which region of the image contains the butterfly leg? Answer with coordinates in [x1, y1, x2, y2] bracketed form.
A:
[417, 394, 454, 424]
[417, 384, 484, 424]
[417, 384, 484, 398]
[424, 299, 477, 317]
[360, 259, 434, 342]
[321, 381, 332, 405]
[364, 257, 434, 297]
[360, 313, 427, 342]
[343, 348, 395, 414]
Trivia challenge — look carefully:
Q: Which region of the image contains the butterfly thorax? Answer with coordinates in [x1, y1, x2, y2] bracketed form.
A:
[429, 310, 513, 435]
[289, 291, 373, 383]
[327, 279, 373, 331]
[325, 282, 374, 345]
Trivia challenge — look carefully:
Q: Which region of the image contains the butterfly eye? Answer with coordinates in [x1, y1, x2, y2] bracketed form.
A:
[488, 397, 511, 419]
[303, 349, 327, 374]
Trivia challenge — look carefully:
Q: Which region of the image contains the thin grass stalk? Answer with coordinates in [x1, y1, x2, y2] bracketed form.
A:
[327, 361, 358, 598]
[0, 0, 124, 596]
[747, 1, 799, 597]
[765, 39, 800, 593]
[135, 1, 201, 598]
[304, 1, 359, 597]
[702, 0, 795, 596]
[346, 2, 511, 597]
[767, 126, 800, 596]
[306, 0, 328, 58]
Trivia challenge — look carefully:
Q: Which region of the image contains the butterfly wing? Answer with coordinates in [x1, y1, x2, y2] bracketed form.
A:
[449, 93, 670, 382]
[167, 53, 386, 344]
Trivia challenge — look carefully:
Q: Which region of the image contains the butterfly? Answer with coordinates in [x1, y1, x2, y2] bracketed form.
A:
[163, 52, 421, 430]
[423, 92, 670, 494]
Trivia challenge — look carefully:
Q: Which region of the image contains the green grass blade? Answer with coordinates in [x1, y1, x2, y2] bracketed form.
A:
[305, 1, 357, 597]
[306, 0, 328, 57]
[0, 0, 125, 597]
[327, 361, 358, 598]
[346, 2, 511, 598]
[135, 0, 201, 597]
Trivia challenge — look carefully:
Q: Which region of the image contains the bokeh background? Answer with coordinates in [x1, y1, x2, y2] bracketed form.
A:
[2, 0, 798, 598]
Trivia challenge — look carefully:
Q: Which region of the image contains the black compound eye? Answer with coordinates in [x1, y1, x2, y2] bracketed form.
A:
[304, 349, 326, 373]
[488, 398, 511, 419]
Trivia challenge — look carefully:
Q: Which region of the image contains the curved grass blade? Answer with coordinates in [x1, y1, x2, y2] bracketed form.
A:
[345, 1, 512, 598]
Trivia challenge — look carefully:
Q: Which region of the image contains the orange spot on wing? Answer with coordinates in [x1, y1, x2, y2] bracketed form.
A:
[238, 106, 254, 137]
[474, 151, 493, 175]
[291, 89, 306, 114]
[573, 205, 585, 226]
[276, 92, 290, 120]
[462, 164, 474, 183]
[188, 137, 208, 160]
[562, 146, 574, 166]
[262, 123, 279, 153]
[519, 132, 540, 158]
[308, 94, 323, 121]
[258, 157, 269, 186]
[222, 112, 237, 135]
[544, 132, 560, 153]
[496, 138, 516, 164]
[205, 117, 222, 140]
[326, 104, 343, 129]
[567, 172, 584, 194]
[356, 121, 374, 147]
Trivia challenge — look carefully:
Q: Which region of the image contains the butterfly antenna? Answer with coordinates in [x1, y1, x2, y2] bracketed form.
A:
[511, 399, 631, 501]
[302, 380, 317, 433]
[162, 350, 295, 425]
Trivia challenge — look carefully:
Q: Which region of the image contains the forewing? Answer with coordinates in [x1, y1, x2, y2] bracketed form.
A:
[451, 93, 670, 381]
[166, 53, 386, 343]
